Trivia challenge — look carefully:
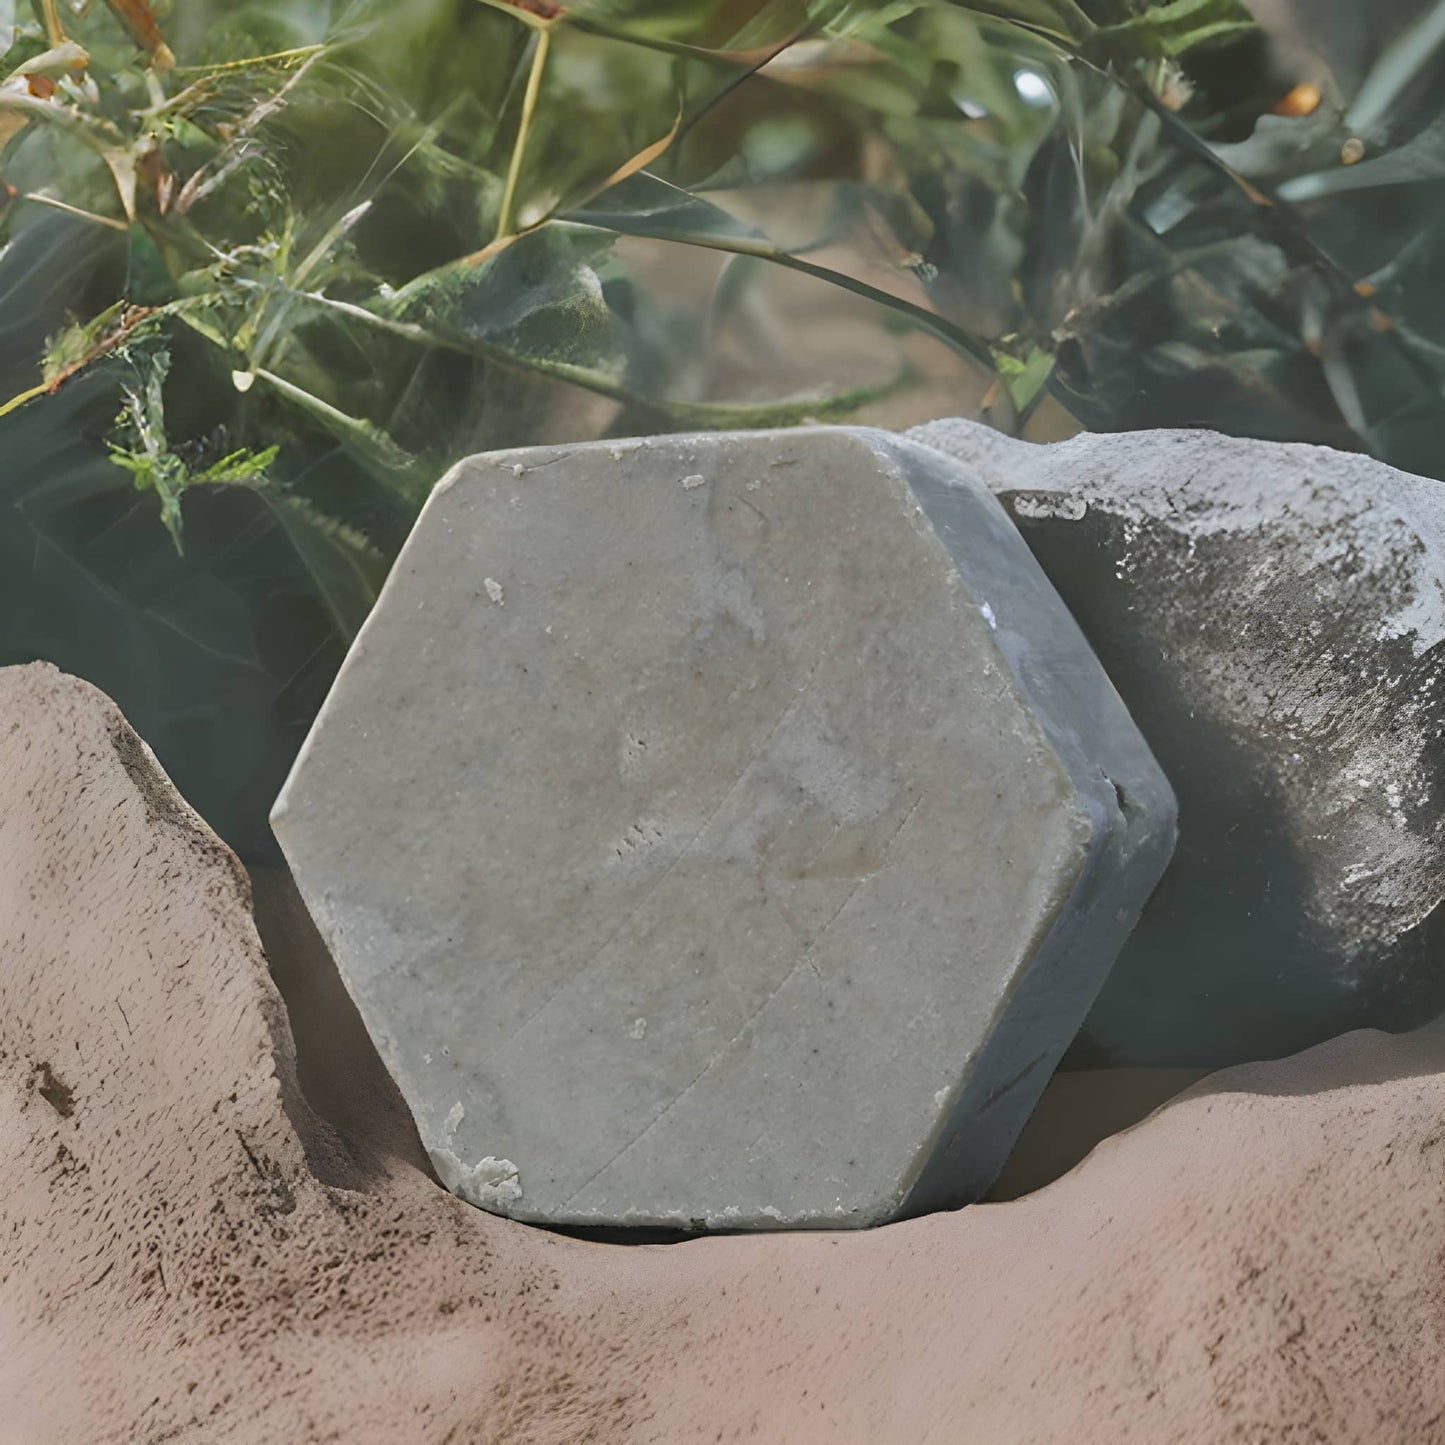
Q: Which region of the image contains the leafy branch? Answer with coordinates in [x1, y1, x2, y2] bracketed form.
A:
[106, 337, 278, 551]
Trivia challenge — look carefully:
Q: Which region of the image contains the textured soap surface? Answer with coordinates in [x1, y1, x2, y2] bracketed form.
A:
[273, 428, 1175, 1229]
[909, 419, 1445, 1068]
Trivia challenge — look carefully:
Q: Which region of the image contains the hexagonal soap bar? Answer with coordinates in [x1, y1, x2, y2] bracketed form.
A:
[273, 428, 1176, 1231]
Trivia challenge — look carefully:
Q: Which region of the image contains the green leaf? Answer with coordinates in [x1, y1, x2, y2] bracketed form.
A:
[0, 363, 370, 860]
[943, 0, 1097, 48]
[1094, 0, 1255, 58]
[389, 223, 633, 385]
[994, 343, 1053, 409]
[106, 338, 282, 550]
[257, 490, 388, 644]
[567, 172, 996, 368]
[196, 442, 280, 484]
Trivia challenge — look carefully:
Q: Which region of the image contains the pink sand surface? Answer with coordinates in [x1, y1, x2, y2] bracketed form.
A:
[2, 662, 1441, 1443]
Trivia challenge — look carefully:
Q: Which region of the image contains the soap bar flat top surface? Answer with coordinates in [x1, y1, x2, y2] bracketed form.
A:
[273, 427, 1174, 1229]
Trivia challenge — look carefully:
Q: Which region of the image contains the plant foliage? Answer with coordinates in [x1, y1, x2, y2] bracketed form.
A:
[3, 0, 1442, 853]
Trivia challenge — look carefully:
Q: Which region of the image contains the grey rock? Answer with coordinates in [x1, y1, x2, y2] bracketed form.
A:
[909, 419, 1445, 1068]
[273, 428, 1175, 1230]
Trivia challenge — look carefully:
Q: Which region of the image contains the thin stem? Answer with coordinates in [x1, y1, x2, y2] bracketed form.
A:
[22, 193, 129, 231]
[40, 0, 64, 46]
[171, 44, 324, 75]
[558, 208, 996, 370]
[250, 365, 416, 475]
[0, 381, 48, 419]
[496, 26, 550, 241]
[297, 288, 905, 428]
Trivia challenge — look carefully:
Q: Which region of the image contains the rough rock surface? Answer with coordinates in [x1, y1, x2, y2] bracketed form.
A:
[4, 662, 1445, 1442]
[910, 419, 1445, 1067]
[271, 428, 1175, 1229]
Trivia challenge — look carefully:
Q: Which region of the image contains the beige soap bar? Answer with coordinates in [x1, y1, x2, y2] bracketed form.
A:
[273, 427, 1175, 1230]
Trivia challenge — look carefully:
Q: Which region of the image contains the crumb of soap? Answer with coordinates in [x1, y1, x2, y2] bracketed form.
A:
[428, 1148, 523, 1209]
[483, 578, 504, 606]
[681, 474, 706, 490]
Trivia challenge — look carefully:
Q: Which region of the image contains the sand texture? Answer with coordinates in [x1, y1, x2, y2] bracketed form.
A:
[2, 661, 1442, 1443]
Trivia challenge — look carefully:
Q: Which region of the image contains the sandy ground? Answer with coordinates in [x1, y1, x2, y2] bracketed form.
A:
[3, 661, 1443, 1443]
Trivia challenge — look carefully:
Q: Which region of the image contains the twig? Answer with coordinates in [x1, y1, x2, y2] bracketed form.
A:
[171, 44, 324, 75]
[0, 382, 48, 419]
[22, 193, 129, 231]
[496, 26, 550, 241]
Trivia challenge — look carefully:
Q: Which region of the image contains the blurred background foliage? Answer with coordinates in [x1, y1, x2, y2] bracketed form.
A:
[2, 0, 1442, 858]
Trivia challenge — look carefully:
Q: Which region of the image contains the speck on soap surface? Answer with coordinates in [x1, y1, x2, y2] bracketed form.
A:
[272, 428, 1175, 1230]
